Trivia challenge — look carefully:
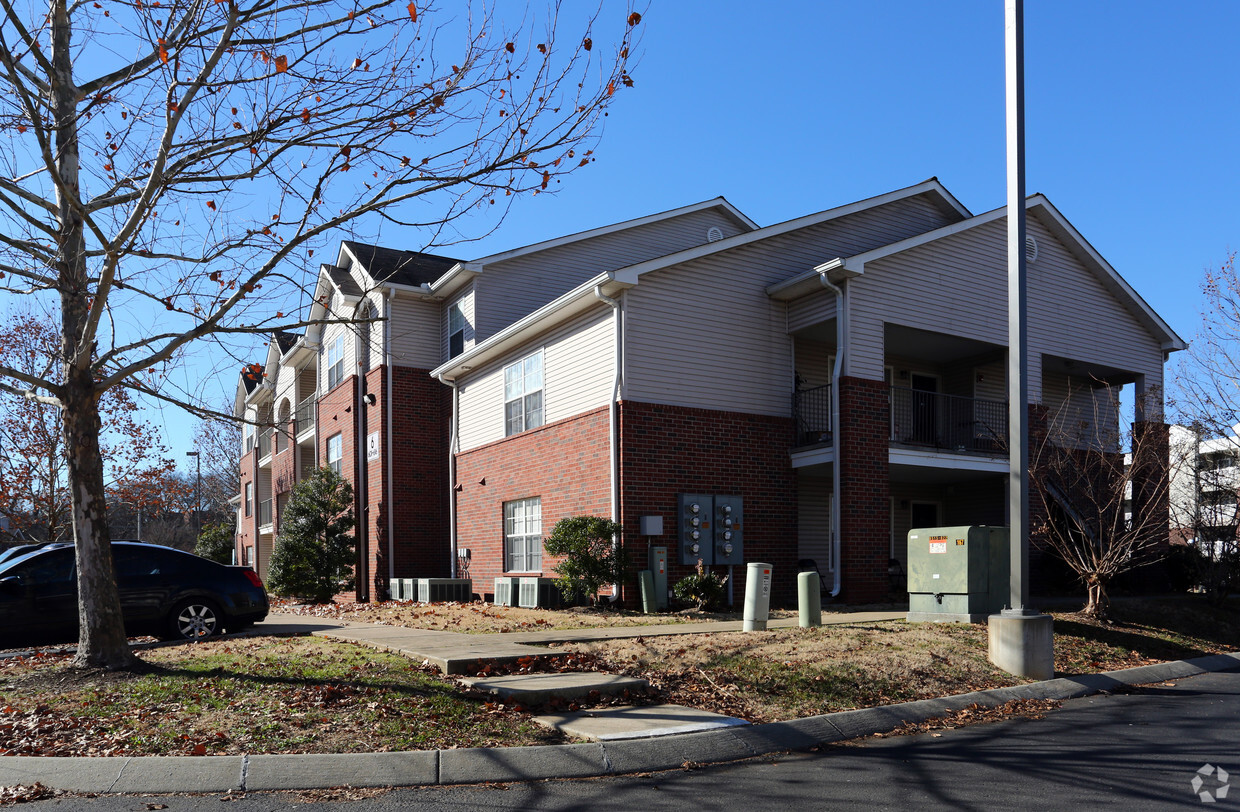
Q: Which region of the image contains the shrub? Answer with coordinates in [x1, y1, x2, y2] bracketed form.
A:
[267, 467, 355, 602]
[194, 522, 235, 565]
[543, 516, 626, 607]
[673, 559, 729, 611]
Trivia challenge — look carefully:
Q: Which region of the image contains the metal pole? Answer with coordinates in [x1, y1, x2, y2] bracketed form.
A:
[1005, 0, 1030, 613]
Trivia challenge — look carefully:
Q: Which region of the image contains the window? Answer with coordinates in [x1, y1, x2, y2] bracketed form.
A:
[326, 334, 345, 390]
[327, 433, 343, 475]
[504, 350, 544, 436]
[504, 497, 542, 572]
[244, 482, 253, 517]
[448, 302, 466, 359]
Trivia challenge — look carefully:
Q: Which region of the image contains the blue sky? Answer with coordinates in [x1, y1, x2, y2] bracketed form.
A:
[170, 0, 1239, 468]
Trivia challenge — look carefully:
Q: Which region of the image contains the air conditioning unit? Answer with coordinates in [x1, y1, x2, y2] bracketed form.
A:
[493, 577, 519, 607]
[417, 578, 471, 603]
[518, 577, 561, 609]
[388, 578, 415, 600]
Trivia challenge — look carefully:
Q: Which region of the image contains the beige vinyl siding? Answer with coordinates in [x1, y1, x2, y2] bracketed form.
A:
[793, 337, 835, 389]
[442, 288, 476, 361]
[1042, 372, 1120, 451]
[456, 307, 614, 452]
[387, 295, 441, 370]
[319, 318, 351, 393]
[787, 288, 837, 333]
[797, 476, 832, 572]
[474, 210, 749, 341]
[973, 359, 1006, 401]
[624, 194, 959, 415]
[848, 214, 1164, 400]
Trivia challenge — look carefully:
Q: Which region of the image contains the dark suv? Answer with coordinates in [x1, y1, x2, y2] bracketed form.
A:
[0, 541, 268, 646]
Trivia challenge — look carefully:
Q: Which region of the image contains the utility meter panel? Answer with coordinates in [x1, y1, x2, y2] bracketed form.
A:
[713, 495, 744, 566]
[906, 525, 1010, 623]
[679, 494, 715, 565]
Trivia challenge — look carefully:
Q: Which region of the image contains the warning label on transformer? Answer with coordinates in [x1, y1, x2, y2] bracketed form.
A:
[929, 535, 948, 554]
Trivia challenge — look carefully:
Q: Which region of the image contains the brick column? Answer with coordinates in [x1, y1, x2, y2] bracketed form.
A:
[836, 376, 890, 603]
[1132, 420, 1171, 544]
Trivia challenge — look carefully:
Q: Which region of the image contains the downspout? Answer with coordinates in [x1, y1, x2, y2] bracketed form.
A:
[819, 272, 846, 598]
[436, 372, 460, 579]
[593, 285, 623, 603]
[385, 290, 395, 584]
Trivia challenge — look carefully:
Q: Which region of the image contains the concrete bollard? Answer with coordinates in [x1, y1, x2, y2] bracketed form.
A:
[742, 562, 773, 631]
[798, 570, 821, 627]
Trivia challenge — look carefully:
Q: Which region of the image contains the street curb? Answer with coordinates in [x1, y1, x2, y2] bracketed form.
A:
[1, 651, 1237, 794]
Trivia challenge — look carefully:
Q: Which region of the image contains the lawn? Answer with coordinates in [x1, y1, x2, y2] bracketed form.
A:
[0, 596, 1233, 756]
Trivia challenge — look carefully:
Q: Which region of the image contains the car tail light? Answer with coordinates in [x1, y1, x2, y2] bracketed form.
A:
[242, 570, 264, 589]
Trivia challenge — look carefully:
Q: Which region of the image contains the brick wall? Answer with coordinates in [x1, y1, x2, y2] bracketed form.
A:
[455, 407, 611, 597]
[617, 400, 797, 607]
[235, 448, 257, 568]
[385, 366, 451, 582]
[837, 377, 890, 603]
[317, 374, 360, 597]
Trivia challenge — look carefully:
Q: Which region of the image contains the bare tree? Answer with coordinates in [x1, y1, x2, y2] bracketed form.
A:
[1169, 253, 1240, 602]
[0, 0, 640, 669]
[1031, 385, 1170, 619]
[0, 312, 179, 543]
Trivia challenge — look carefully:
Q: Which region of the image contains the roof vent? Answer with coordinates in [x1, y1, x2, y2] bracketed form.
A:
[1025, 235, 1039, 263]
[706, 226, 724, 243]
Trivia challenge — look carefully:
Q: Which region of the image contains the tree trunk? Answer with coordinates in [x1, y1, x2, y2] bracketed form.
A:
[1082, 579, 1110, 620]
[50, 0, 135, 670]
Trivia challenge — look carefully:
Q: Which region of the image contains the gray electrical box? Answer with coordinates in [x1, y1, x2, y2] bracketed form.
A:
[713, 495, 744, 566]
[906, 525, 1009, 623]
[678, 493, 715, 565]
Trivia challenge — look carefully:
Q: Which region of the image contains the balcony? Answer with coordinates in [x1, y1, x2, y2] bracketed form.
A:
[295, 395, 316, 439]
[258, 429, 273, 460]
[890, 387, 1006, 455]
[791, 384, 1007, 456]
[792, 384, 832, 447]
[258, 498, 273, 529]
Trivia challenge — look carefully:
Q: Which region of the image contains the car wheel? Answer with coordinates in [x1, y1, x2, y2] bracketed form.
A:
[166, 599, 222, 641]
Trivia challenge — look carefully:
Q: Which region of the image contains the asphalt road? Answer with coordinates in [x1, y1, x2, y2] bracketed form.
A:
[16, 668, 1239, 811]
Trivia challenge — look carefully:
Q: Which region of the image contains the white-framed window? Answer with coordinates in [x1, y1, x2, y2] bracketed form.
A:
[327, 433, 343, 475]
[448, 302, 466, 359]
[244, 482, 253, 516]
[504, 349, 544, 436]
[326, 334, 345, 390]
[504, 497, 542, 572]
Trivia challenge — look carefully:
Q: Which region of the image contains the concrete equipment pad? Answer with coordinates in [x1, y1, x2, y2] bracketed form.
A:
[534, 704, 749, 741]
[462, 672, 649, 704]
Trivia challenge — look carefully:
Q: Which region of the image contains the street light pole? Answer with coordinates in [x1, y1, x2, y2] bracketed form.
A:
[186, 451, 201, 541]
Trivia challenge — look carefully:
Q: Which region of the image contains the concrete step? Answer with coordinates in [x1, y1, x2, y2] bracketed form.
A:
[533, 704, 749, 742]
[461, 672, 649, 705]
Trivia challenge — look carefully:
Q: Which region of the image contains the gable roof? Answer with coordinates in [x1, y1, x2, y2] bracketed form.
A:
[273, 331, 299, 356]
[342, 241, 459, 287]
[766, 195, 1186, 353]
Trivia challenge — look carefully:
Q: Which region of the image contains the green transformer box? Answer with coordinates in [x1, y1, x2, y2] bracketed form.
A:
[906, 525, 1010, 623]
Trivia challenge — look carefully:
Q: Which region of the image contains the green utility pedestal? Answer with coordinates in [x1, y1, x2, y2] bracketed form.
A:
[907, 525, 1009, 623]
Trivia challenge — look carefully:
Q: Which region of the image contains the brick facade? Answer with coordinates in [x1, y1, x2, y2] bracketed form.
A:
[617, 400, 798, 607]
[836, 377, 891, 603]
[455, 407, 612, 596]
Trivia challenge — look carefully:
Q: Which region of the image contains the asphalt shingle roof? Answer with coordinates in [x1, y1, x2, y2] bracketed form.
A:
[342, 241, 459, 287]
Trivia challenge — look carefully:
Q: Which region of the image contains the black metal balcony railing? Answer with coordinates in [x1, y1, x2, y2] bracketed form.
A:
[258, 498, 273, 527]
[792, 384, 1007, 455]
[889, 386, 1007, 454]
[295, 395, 315, 435]
[258, 429, 272, 458]
[792, 384, 833, 446]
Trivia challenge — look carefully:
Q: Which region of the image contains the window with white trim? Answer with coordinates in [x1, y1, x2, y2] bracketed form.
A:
[504, 350, 544, 436]
[244, 482, 253, 517]
[504, 497, 542, 572]
[326, 335, 345, 390]
[327, 433, 343, 475]
[448, 302, 466, 359]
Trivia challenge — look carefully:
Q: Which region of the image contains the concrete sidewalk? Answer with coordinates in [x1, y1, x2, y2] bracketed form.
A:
[257, 609, 906, 673]
[1, 650, 1235, 794]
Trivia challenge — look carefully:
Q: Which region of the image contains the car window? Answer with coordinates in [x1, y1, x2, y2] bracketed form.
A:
[10, 548, 74, 585]
[113, 545, 164, 578]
